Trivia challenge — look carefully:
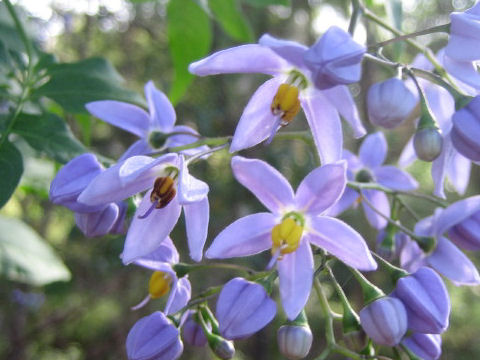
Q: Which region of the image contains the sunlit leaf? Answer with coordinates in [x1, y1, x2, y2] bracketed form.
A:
[241, 0, 290, 7]
[0, 140, 23, 208]
[209, 0, 254, 42]
[0, 215, 71, 286]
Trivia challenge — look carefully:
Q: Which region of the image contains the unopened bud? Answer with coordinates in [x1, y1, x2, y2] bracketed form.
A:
[413, 128, 443, 162]
[344, 329, 368, 353]
[277, 324, 313, 360]
[208, 333, 235, 360]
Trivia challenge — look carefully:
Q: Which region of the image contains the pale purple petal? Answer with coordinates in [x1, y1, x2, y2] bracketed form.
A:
[324, 187, 359, 217]
[231, 156, 294, 214]
[374, 166, 418, 191]
[133, 237, 179, 267]
[206, 213, 276, 259]
[402, 333, 442, 360]
[343, 149, 363, 174]
[444, 55, 480, 89]
[86, 100, 150, 138]
[295, 161, 347, 216]
[359, 132, 387, 169]
[277, 239, 313, 320]
[399, 137, 417, 168]
[230, 77, 283, 152]
[177, 156, 209, 204]
[400, 240, 428, 273]
[184, 198, 209, 262]
[428, 237, 480, 286]
[323, 85, 366, 138]
[431, 135, 449, 199]
[435, 195, 480, 236]
[306, 216, 377, 271]
[166, 277, 191, 315]
[189, 44, 288, 76]
[74, 204, 119, 237]
[122, 193, 182, 264]
[361, 189, 389, 230]
[145, 81, 176, 132]
[118, 139, 153, 162]
[258, 34, 308, 69]
[446, 149, 471, 195]
[300, 90, 342, 164]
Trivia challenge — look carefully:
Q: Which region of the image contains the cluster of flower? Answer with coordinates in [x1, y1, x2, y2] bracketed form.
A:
[49, 2, 480, 360]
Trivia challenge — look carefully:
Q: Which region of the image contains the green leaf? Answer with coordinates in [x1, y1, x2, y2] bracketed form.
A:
[0, 215, 71, 286]
[12, 112, 86, 164]
[167, 0, 212, 104]
[241, 0, 290, 7]
[36, 57, 146, 114]
[209, 0, 254, 42]
[0, 140, 23, 208]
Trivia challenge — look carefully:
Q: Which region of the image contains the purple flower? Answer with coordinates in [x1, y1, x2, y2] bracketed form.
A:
[400, 197, 480, 285]
[74, 202, 126, 237]
[367, 78, 416, 129]
[402, 333, 442, 360]
[182, 312, 207, 347]
[444, 2, 480, 89]
[126, 311, 183, 360]
[215, 277, 276, 340]
[78, 153, 209, 263]
[451, 96, 480, 162]
[206, 156, 376, 320]
[328, 132, 418, 229]
[359, 296, 407, 346]
[131, 237, 191, 315]
[392, 267, 450, 334]
[189, 27, 366, 164]
[86, 81, 207, 161]
[400, 53, 472, 198]
[448, 210, 480, 251]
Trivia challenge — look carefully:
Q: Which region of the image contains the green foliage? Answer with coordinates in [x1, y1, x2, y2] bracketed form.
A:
[0, 140, 23, 208]
[209, 0, 254, 42]
[0, 215, 71, 286]
[241, 0, 291, 7]
[36, 57, 146, 114]
[167, 0, 212, 104]
[12, 113, 86, 164]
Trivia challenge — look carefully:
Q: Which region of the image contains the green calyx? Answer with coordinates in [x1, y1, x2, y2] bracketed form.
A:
[455, 95, 475, 111]
[417, 236, 437, 254]
[285, 310, 310, 328]
[355, 169, 374, 183]
[281, 211, 305, 227]
[350, 268, 385, 305]
[148, 130, 169, 149]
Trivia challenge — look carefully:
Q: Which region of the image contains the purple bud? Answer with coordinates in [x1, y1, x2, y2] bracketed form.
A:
[182, 313, 207, 347]
[359, 297, 407, 346]
[110, 201, 127, 235]
[448, 210, 480, 250]
[451, 96, 480, 161]
[413, 128, 443, 161]
[393, 267, 450, 334]
[216, 278, 276, 340]
[49, 153, 104, 213]
[208, 335, 235, 360]
[303, 26, 365, 90]
[367, 78, 416, 129]
[277, 324, 313, 360]
[126, 311, 183, 360]
[74, 203, 120, 237]
[445, 3, 480, 62]
[402, 333, 442, 360]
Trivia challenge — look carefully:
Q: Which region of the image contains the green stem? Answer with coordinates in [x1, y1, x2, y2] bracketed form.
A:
[314, 278, 336, 346]
[184, 262, 256, 275]
[169, 136, 232, 152]
[349, 0, 363, 35]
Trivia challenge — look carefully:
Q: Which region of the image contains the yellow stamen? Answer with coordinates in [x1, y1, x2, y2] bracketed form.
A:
[150, 176, 176, 209]
[148, 271, 172, 299]
[271, 84, 301, 125]
[272, 217, 304, 257]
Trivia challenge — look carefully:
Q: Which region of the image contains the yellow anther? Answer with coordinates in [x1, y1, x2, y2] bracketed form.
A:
[271, 84, 301, 125]
[148, 271, 172, 299]
[151, 176, 176, 209]
[272, 217, 304, 256]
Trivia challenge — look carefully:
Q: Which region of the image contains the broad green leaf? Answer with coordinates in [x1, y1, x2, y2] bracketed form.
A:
[12, 112, 86, 164]
[167, 0, 212, 104]
[0, 140, 23, 208]
[241, 0, 290, 7]
[209, 0, 254, 42]
[0, 215, 71, 286]
[36, 57, 145, 114]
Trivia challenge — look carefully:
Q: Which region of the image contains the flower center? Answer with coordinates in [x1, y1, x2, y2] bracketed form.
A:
[148, 131, 169, 149]
[271, 83, 301, 126]
[271, 214, 305, 257]
[148, 271, 172, 299]
[151, 176, 176, 209]
[355, 169, 374, 183]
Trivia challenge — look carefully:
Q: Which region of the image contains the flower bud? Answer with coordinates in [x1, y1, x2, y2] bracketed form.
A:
[359, 297, 407, 346]
[448, 210, 480, 250]
[451, 96, 480, 161]
[216, 278, 276, 340]
[277, 324, 313, 360]
[74, 203, 120, 237]
[367, 78, 416, 129]
[126, 311, 183, 360]
[182, 313, 207, 347]
[402, 333, 442, 360]
[343, 330, 368, 353]
[413, 128, 443, 161]
[392, 267, 450, 334]
[207, 333, 235, 360]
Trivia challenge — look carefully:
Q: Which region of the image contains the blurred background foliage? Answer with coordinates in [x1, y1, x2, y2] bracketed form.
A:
[1, 0, 480, 359]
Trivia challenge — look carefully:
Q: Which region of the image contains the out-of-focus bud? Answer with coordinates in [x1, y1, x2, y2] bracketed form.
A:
[303, 26, 365, 90]
[359, 296, 407, 346]
[344, 330, 368, 353]
[207, 334, 235, 360]
[367, 78, 416, 129]
[451, 96, 480, 161]
[392, 267, 450, 334]
[376, 229, 408, 261]
[413, 127, 443, 162]
[74, 203, 120, 237]
[277, 311, 313, 360]
[402, 333, 442, 360]
[216, 277, 276, 340]
[182, 313, 207, 347]
[126, 311, 183, 360]
[448, 209, 480, 250]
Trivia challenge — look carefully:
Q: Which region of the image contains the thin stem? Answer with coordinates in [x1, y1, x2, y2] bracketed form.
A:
[189, 262, 256, 275]
[395, 190, 448, 208]
[314, 278, 336, 346]
[186, 143, 229, 165]
[395, 195, 420, 221]
[169, 136, 232, 153]
[349, 0, 363, 35]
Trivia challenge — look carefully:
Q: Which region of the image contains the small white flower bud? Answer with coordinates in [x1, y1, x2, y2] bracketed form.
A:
[413, 128, 443, 161]
[277, 325, 313, 360]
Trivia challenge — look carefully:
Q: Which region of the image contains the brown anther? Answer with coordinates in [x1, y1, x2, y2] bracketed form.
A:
[271, 83, 301, 126]
[150, 176, 176, 209]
